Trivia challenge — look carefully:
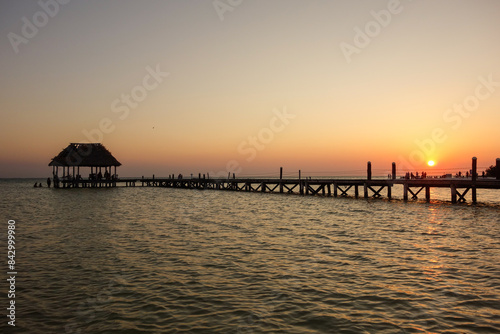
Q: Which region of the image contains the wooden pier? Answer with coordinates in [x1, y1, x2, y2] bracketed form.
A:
[56, 157, 500, 204]
[127, 176, 499, 204]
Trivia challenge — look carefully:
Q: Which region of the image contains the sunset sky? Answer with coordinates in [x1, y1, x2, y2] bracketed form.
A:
[1, 0, 499, 178]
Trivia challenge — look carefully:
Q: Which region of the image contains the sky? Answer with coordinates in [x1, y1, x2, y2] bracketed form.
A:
[1, 0, 499, 178]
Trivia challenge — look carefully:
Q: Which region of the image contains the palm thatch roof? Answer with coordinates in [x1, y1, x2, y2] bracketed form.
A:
[48, 143, 121, 167]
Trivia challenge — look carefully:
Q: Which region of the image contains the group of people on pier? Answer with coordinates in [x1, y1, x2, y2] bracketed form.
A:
[404, 171, 428, 179]
[89, 170, 117, 181]
[455, 171, 484, 178]
[41, 171, 118, 189]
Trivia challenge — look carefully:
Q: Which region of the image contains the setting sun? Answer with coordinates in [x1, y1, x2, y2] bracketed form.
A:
[427, 160, 436, 167]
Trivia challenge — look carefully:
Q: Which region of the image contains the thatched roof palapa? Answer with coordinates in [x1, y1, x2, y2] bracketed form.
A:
[48, 143, 121, 167]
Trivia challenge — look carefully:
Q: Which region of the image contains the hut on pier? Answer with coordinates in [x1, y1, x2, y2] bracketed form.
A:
[48, 143, 121, 187]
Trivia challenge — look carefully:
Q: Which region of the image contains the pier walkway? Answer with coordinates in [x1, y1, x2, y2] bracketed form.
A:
[60, 176, 500, 204]
[57, 158, 500, 204]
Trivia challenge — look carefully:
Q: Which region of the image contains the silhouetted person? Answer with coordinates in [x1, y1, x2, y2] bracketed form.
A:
[34, 182, 38, 187]
[47, 177, 51, 188]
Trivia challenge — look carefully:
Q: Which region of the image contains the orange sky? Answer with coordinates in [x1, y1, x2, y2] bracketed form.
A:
[1, 1, 499, 177]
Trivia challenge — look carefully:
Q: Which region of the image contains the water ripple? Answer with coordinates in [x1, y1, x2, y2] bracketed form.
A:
[1, 180, 500, 333]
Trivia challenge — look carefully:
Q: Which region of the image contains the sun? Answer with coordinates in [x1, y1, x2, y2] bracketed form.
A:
[427, 160, 435, 167]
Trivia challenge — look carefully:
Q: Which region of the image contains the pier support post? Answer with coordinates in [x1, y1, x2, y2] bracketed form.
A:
[333, 183, 338, 197]
[472, 157, 477, 181]
[425, 186, 430, 202]
[472, 157, 477, 204]
[387, 185, 392, 199]
[403, 183, 408, 201]
[354, 185, 359, 198]
[367, 161, 372, 180]
[327, 184, 331, 196]
[496, 158, 500, 180]
[279, 167, 283, 193]
[392, 162, 396, 180]
[299, 170, 303, 195]
[451, 184, 457, 204]
[363, 183, 368, 198]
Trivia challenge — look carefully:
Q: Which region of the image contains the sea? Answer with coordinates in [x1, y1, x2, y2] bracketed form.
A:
[1, 178, 499, 333]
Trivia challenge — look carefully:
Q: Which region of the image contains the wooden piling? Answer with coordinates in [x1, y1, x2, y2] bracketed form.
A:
[299, 170, 303, 195]
[392, 162, 396, 180]
[425, 186, 430, 202]
[496, 159, 500, 180]
[333, 183, 338, 197]
[451, 184, 457, 204]
[367, 161, 372, 181]
[472, 157, 477, 204]
[279, 167, 283, 193]
[403, 183, 408, 201]
[354, 185, 359, 198]
[387, 185, 391, 199]
[363, 183, 368, 198]
[472, 157, 477, 181]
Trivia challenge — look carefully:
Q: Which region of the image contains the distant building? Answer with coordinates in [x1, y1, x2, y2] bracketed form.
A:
[48, 143, 121, 187]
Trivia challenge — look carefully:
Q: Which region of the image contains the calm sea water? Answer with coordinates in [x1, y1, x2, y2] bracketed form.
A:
[1, 179, 500, 333]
